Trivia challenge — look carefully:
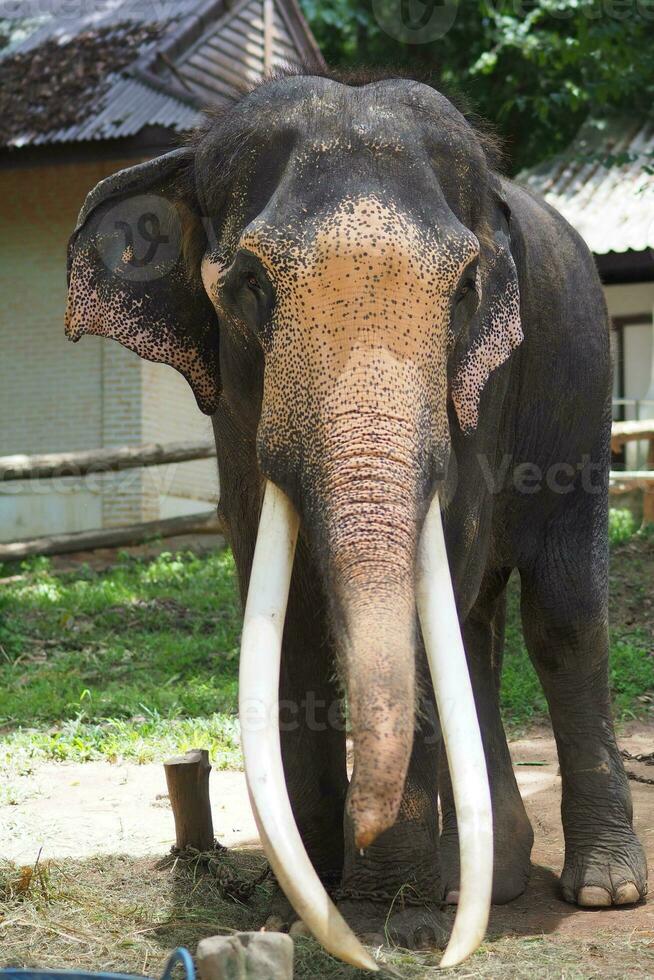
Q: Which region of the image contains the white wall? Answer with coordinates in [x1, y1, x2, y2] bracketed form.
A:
[604, 282, 654, 470]
[0, 157, 217, 544]
[0, 161, 106, 541]
[141, 361, 219, 521]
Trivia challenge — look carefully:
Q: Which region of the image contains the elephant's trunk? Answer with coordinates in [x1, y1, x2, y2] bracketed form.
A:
[319, 416, 421, 847]
[340, 599, 416, 849]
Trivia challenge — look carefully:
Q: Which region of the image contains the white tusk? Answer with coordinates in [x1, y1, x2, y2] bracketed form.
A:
[416, 494, 493, 969]
[239, 480, 379, 972]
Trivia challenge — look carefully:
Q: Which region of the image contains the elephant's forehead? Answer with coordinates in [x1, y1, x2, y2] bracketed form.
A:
[241, 195, 477, 302]
[242, 195, 477, 382]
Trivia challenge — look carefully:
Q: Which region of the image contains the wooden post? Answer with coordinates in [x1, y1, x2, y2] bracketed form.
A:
[164, 748, 214, 851]
[0, 438, 216, 481]
[644, 438, 654, 526]
[263, 0, 273, 72]
[0, 510, 222, 561]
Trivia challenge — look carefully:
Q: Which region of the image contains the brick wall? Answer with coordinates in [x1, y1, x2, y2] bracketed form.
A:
[141, 361, 218, 521]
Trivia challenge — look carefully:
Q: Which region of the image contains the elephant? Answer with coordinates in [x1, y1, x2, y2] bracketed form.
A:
[65, 71, 647, 969]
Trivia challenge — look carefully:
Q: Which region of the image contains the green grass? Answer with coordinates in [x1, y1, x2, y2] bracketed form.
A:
[0, 549, 243, 766]
[1, 514, 652, 765]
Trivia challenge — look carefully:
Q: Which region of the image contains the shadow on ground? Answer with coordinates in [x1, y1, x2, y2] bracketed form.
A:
[1, 727, 653, 978]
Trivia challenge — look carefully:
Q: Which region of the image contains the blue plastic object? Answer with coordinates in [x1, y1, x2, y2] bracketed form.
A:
[0, 947, 195, 980]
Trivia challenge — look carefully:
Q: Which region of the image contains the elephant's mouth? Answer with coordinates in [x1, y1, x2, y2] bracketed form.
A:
[238, 480, 493, 971]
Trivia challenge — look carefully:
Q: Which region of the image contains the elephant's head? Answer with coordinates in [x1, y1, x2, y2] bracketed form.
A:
[65, 73, 522, 969]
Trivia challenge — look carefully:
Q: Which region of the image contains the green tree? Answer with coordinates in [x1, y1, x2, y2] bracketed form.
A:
[299, 0, 654, 172]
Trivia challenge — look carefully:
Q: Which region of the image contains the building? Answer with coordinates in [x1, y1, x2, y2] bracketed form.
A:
[522, 116, 654, 469]
[0, 0, 322, 543]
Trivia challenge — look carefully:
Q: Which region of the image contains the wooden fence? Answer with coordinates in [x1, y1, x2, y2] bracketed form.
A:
[610, 420, 654, 526]
[0, 440, 221, 561]
[1, 424, 652, 561]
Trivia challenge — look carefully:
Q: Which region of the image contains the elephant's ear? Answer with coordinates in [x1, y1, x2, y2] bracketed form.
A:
[451, 184, 523, 433]
[65, 148, 220, 415]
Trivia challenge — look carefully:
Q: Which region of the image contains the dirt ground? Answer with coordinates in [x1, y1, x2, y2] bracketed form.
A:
[488, 723, 653, 944]
[1, 534, 652, 975]
[2, 723, 653, 976]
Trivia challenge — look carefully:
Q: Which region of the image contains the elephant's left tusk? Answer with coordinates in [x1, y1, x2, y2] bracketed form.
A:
[239, 480, 379, 972]
[416, 493, 493, 968]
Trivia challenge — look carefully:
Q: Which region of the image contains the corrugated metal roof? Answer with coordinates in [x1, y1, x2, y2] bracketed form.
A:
[521, 116, 654, 255]
[20, 76, 201, 145]
[0, 0, 199, 55]
[0, 0, 321, 148]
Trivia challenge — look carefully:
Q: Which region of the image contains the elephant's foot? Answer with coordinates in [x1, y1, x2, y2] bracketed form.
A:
[336, 897, 450, 950]
[264, 887, 450, 950]
[263, 870, 343, 933]
[263, 884, 298, 933]
[440, 797, 533, 905]
[561, 823, 647, 907]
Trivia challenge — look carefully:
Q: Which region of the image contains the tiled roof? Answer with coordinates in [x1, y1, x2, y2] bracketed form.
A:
[0, 0, 322, 148]
[520, 116, 654, 255]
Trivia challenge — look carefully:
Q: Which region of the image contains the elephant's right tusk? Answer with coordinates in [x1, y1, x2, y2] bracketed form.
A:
[239, 480, 379, 972]
[416, 493, 493, 968]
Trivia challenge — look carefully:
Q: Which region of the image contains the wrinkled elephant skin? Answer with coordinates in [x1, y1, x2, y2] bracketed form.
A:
[65, 72, 647, 958]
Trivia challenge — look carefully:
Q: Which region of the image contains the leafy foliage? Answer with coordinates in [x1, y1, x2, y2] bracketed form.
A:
[609, 507, 638, 546]
[299, 0, 654, 172]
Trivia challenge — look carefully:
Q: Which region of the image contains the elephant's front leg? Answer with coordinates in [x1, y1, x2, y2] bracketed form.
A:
[265, 548, 349, 931]
[520, 494, 647, 908]
[336, 655, 449, 950]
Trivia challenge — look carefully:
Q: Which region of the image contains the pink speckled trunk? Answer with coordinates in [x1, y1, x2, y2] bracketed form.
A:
[320, 413, 422, 848]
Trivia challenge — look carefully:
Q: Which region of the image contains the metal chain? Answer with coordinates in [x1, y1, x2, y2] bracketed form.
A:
[621, 748, 654, 786]
[268, 871, 435, 908]
[332, 884, 436, 908]
[626, 772, 654, 785]
[621, 749, 654, 764]
[171, 841, 272, 901]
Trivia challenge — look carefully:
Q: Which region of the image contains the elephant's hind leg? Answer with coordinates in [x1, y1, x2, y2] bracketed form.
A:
[439, 570, 534, 905]
[519, 486, 647, 908]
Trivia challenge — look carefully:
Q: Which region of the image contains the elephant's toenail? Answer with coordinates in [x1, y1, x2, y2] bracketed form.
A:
[615, 882, 640, 905]
[578, 885, 612, 907]
[445, 890, 460, 905]
[264, 915, 286, 932]
[289, 920, 311, 937]
[414, 926, 435, 949]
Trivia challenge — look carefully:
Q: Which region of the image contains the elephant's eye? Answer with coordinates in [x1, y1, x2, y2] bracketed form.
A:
[246, 272, 263, 293]
[457, 278, 477, 303]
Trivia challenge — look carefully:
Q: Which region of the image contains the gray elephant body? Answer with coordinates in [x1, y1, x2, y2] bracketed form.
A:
[66, 72, 646, 948]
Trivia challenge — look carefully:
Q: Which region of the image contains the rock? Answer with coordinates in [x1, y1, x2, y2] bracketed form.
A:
[196, 932, 294, 980]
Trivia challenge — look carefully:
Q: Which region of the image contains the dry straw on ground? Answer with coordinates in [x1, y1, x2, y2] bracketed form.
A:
[1, 849, 653, 979]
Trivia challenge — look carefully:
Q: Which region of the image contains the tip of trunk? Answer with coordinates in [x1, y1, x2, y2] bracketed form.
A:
[351, 800, 402, 851]
[348, 680, 414, 848]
